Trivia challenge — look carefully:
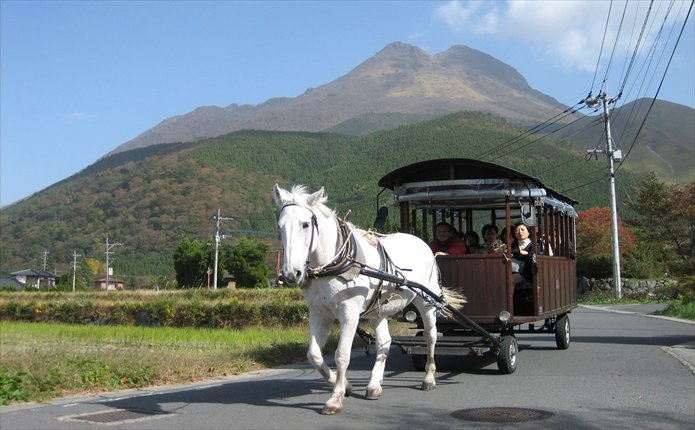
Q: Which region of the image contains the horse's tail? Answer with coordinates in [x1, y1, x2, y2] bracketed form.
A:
[437, 286, 467, 320]
[442, 286, 467, 309]
[430, 258, 466, 309]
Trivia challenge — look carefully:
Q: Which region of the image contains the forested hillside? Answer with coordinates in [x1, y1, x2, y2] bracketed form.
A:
[0, 112, 640, 280]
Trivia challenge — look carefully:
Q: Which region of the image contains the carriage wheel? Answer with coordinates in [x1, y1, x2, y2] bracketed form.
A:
[554, 314, 571, 350]
[496, 335, 518, 374]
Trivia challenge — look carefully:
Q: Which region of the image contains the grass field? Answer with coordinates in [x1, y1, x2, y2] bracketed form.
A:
[1, 292, 691, 406]
[0, 322, 320, 405]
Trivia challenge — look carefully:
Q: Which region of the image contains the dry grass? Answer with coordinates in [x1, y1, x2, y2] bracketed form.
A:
[0, 322, 314, 404]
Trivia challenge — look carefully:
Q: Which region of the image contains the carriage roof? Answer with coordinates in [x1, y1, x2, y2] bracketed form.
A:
[378, 158, 578, 217]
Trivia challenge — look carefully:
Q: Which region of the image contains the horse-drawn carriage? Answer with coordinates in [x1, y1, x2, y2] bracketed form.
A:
[376, 158, 578, 374]
[273, 158, 577, 414]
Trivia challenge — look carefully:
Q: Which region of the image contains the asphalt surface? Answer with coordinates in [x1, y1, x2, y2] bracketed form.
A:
[1, 304, 693, 430]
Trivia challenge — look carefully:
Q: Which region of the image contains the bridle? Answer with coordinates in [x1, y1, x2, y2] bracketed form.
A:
[279, 203, 358, 280]
[279, 202, 397, 318]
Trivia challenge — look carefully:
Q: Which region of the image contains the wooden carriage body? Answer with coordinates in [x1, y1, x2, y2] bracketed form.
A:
[378, 158, 578, 333]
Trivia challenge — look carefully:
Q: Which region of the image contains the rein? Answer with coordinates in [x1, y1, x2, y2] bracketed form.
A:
[306, 216, 357, 279]
[279, 203, 357, 279]
[279, 202, 395, 317]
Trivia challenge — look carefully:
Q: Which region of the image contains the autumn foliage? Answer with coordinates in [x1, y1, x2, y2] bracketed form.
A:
[577, 207, 636, 257]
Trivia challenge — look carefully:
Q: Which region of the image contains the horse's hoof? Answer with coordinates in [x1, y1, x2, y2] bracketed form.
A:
[420, 381, 436, 391]
[365, 387, 383, 400]
[321, 405, 342, 415]
[345, 382, 353, 397]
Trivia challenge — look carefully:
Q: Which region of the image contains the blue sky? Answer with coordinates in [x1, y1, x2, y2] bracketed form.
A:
[1, 1, 693, 207]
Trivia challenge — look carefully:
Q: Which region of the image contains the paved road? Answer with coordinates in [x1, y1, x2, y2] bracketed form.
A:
[1, 305, 693, 430]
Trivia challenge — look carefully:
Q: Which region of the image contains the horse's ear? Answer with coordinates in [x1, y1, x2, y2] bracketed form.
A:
[307, 187, 326, 206]
[273, 183, 289, 207]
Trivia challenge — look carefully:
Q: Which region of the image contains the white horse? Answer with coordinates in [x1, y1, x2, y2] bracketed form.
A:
[273, 184, 465, 415]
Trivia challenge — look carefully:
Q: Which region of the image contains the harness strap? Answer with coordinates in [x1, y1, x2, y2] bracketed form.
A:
[359, 240, 391, 318]
[306, 217, 357, 279]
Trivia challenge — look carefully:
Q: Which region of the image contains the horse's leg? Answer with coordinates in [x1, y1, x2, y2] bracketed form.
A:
[306, 310, 338, 388]
[418, 304, 438, 391]
[365, 317, 390, 400]
[321, 311, 359, 415]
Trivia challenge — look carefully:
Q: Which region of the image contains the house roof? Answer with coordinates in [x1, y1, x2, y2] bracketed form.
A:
[10, 268, 57, 278]
[95, 278, 125, 283]
[0, 278, 25, 289]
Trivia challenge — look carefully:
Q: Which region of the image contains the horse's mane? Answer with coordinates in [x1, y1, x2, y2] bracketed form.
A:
[288, 185, 336, 218]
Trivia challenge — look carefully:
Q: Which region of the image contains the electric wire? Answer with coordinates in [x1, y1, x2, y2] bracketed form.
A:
[588, 0, 614, 95]
[601, 0, 632, 85]
[615, 0, 693, 173]
[617, 0, 656, 100]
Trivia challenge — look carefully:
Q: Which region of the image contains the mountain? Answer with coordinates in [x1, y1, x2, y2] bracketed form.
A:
[0, 112, 643, 281]
[106, 42, 693, 184]
[108, 43, 571, 156]
[549, 99, 695, 183]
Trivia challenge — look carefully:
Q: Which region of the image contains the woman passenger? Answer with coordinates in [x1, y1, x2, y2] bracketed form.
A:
[481, 224, 505, 254]
[463, 231, 481, 254]
[511, 222, 534, 284]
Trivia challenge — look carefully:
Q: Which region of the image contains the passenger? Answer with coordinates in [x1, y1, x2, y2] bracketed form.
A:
[511, 221, 535, 284]
[480, 224, 505, 254]
[463, 231, 481, 254]
[499, 227, 510, 247]
[429, 222, 468, 256]
[539, 233, 555, 256]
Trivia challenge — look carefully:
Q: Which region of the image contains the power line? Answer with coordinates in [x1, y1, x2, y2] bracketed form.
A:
[616, 0, 693, 172]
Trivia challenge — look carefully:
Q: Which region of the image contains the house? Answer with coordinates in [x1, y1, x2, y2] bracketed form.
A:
[94, 277, 126, 290]
[0, 278, 25, 290]
[10, 269, 57, 289]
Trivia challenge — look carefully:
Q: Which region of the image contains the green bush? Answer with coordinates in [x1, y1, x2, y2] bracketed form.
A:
[577, 254, 613, 278]
[0, 289, 309, 329]
[0, 370, 30, 405]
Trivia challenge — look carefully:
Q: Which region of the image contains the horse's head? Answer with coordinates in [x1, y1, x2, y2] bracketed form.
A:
[274, 184, 329, 286]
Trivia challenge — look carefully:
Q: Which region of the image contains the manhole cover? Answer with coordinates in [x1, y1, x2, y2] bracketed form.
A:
[452, 407, 554, 423]
[59, 408, 171, 425]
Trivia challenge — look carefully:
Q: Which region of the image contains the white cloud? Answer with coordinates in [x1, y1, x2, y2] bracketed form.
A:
[434, 0, 688, 72]
[434, 0, 485, 31]
[65, 111, 92, 125]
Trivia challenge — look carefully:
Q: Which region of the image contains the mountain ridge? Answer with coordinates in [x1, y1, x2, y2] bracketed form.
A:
[108, 42, 571, 156]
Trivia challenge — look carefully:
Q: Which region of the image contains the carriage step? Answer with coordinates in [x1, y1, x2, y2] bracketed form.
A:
[392, 335, 493, 356]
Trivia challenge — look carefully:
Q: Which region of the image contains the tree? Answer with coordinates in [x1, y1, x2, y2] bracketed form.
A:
[576, 207, 636, 256]
[222, 238, 271, 288]
[173, 238, 210, 288]
[576, 207, 636, 278]
[669, 181, 695, 258]
[627, 172, 695, 259]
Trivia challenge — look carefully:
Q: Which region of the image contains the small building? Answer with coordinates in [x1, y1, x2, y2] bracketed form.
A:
[0, 278, 25, 290]
[95, 277, 126, 291]
[10, 269, 57, 289]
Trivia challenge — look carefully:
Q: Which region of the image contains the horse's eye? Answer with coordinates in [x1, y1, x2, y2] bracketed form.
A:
[302, 222, 310, 229]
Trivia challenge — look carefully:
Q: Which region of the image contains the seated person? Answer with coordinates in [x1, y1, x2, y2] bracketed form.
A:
[463, 231, 481, 254]
[480, 224, 505, 254]
[511, 221, 535, 284]
[538, 233, 555, 256]
[429, 222, 468, 256]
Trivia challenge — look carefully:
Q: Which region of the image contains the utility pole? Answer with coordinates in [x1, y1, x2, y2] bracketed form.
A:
[71, 251, 81, 292]
[586, 80, 623, 299]
[42, 249, 50, 270]
[212, 209, 232, 290]
[105, 238, 123, 290]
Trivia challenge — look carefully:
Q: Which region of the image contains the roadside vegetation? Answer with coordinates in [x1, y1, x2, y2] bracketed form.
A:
[0, 288, 319, 405]
[0, 321, 324, 405]
[576, 173, 694, 321]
